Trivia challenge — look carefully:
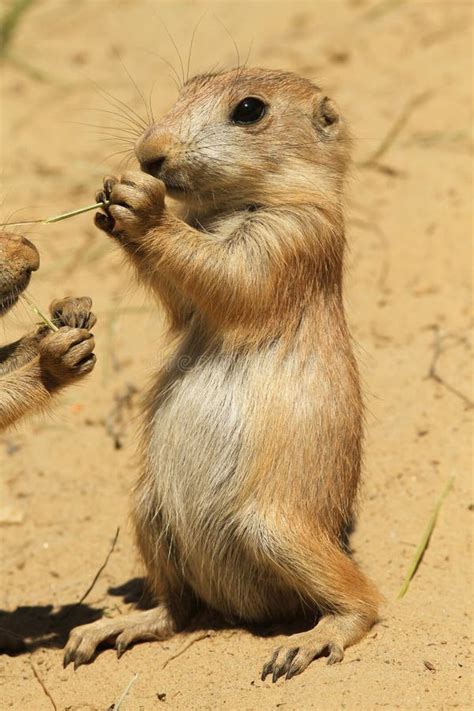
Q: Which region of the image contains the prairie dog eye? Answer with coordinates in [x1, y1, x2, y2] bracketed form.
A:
[231, 97, 267, 125]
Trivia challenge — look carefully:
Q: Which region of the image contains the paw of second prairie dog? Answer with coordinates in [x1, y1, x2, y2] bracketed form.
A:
[94, 171, 166, 239]
[50, 296, 97, 330]
[38, 327, 96, 387]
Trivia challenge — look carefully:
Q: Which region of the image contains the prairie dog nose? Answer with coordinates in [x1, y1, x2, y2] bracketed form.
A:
[0, 232, 40, 273]
[135, 127, 175, 178]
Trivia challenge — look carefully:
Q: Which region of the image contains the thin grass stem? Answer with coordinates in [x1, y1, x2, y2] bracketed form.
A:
[397, 477, 454, 599]
[21, 293, 59, 332]
[0, 201, 109, 228]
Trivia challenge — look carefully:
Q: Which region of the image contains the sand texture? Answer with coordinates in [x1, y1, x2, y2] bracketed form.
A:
[0, 1, 472, 709]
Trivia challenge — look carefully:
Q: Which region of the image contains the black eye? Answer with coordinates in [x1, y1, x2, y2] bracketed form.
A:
[231, 97, 266, 125]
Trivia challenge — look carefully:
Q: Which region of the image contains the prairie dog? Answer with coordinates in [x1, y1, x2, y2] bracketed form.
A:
[0, 231, 97, 432]
[65, 68, 380, 680]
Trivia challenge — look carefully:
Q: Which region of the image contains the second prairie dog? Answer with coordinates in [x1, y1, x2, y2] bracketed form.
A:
[64, 67, 381, 680]
[0, 231, 97, 640]
[0, 231, 97, 434]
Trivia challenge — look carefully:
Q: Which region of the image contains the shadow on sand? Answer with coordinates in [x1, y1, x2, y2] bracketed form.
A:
[0, 576, 319, 661]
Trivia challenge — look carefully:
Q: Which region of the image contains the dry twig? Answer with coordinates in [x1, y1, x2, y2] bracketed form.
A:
[162, 631, 214, 669]
[61, 527, 120, 616]
[359, 91, 432, 170]
[426, 325, 473, 409]
[29, 656, 58, 711]
[105, 383, 139, 449]
[108, 673, 138, 711]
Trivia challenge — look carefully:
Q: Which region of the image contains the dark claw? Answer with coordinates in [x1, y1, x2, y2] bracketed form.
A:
[94, 212, 115, 234]
[261, 650, 279, 681]
[272, 666, 281, 683]
[271, 648, 299, 683]
[285, 665, 299, 680]
[104, 176, 117, 196]
[327, 645, 343, 665]
[63, 651, 72, 669]
[261, 662, 272, 681]
[72, 649, 93, 670]
[116, 641, 127, 659]
[279, 648, 299, 680]
[96, 189, 107, 204]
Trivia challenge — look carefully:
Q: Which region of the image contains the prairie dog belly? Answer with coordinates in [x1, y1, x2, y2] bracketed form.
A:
[145, 347, 306, 620]
[150, 351, 245, 527]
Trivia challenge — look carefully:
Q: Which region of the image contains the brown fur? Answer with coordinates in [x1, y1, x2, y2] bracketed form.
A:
[0, 231, 97, 432]
[64, 68, 380, 680]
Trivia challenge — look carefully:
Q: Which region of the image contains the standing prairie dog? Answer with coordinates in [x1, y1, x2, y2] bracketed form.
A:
[0, 231, 97, 433]
[64, 68, 380, 681]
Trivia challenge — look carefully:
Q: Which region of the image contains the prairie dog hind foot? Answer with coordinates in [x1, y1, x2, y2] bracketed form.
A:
[261, 611, 374, 682]
[63, 605, 178, 669]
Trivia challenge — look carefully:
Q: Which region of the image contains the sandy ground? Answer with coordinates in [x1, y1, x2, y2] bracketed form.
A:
[0, 0, 472, 709]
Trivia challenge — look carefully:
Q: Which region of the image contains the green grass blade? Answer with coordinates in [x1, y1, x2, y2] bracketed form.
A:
[21, 293, 59, 332]
[0, 0, 36, 55]
[397, 477, 454, 599]
[0, 201, 109, 228]
[43, 201, 108, 223]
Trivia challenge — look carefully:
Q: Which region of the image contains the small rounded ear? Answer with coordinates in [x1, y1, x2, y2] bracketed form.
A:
[313, 96, 340, 137]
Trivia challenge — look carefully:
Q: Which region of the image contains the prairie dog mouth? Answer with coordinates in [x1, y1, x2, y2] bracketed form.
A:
[0, 273, 31, 316]
[162, 178, 191, 196]
[0, 292, 20, 316]
[139, 155, 192, 198]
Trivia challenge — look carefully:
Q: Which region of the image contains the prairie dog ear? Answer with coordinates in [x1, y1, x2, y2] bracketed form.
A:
[313, 95, 340, 137]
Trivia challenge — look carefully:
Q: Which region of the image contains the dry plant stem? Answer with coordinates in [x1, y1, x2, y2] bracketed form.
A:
[397, 477, 454, 599]
[21, 293, 59, 332]
[29, 656, 58, 711]
[162, 631, 214, 669]
[360, 90, 432, 168]
[105, 383, 138, 449]
[67, 527, 120, 612]
[427, 325, 474, 409]
[111, 673, 138, 711]
[0, 200, 109, 228]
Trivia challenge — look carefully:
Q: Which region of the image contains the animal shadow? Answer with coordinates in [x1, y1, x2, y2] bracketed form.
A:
[0, 603, 103, 655]
[0, 578, 152, 657]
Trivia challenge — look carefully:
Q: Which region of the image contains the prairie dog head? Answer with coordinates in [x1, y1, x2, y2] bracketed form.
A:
[0, 232, 39, 316]
[135, 68, 350, 213]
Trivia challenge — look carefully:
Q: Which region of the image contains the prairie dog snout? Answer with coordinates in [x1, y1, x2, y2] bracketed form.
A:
[0, 232, 40, 314]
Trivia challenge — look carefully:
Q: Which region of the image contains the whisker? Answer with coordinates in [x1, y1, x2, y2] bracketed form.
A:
[113, 47, 153, 127]
[242, 38, 254, 70]
[100, 147, 136, 166]
[141, 48, 181, 93]
[66, 120, 140, 138]
[88, 78, 149, 132]
[186, 12, 206, 82]
[159, 17, 185, 87]
[96, 137, 136, 147]
[148, 81, 156, 124]
[118, 151, 137, 170]
[213, 15, 240, 69]
[81, 107, 146, 133]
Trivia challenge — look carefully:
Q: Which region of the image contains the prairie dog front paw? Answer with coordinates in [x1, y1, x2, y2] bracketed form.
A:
[50, 296, 97, 330]
[38, 327, 96, 389]
[95, 172, 166, 240]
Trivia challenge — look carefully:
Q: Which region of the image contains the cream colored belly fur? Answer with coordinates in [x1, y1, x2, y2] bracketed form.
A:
[141, 345, 314, 622]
